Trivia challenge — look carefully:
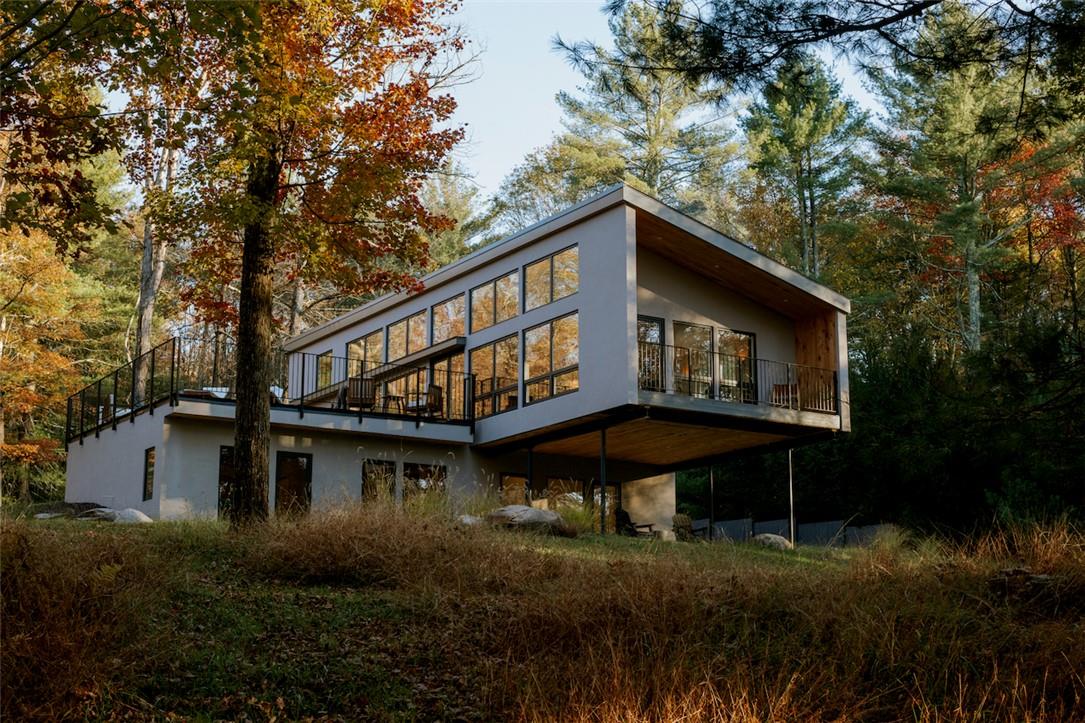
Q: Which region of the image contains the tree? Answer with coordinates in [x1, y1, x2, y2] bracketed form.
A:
[742, 54, 866, 277]
[604, 0, 1084, 124]
[160, 0, 463, 525]
[496, 0, 737, 231]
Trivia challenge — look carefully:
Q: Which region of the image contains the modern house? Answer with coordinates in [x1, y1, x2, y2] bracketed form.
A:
[64, 184, 851, 533]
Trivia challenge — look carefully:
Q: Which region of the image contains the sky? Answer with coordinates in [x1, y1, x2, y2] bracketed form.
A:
[448, 0, 882, 198]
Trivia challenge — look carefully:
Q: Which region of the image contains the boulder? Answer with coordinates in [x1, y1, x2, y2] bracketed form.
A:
[113, 508, 154, 524]
[75, 507, 153, 524]
[485, 505, 572, 536]
[752, 533, 793, 551]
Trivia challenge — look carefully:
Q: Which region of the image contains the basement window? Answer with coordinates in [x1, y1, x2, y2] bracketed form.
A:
[142, 447, 155, 501]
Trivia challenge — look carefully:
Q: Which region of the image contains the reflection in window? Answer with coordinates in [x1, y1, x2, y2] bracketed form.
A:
[471, 271, 518, 332]
[673, 321, 713, 397]
[387, 318, 407, 361]
[500, 473, 528, 505]
[524, 312, 579, 404]
[362, 459, 396, 502]
[431, 294, 465, 343]
[496, 272, 518, 323]
[317, 350, 333, 390]
[525, 245, 578, 311]
[408, 310, 427, 353]
[718, 328, 755, 401]
[403, 463, 447, 498]
[470, 334, 519, 418]
[537, 477, 585, 512]
[347, 330, 384, 372]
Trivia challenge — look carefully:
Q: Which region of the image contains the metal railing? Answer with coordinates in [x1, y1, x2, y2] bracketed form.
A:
[65, 338, 180, 443]
[286, 351, 475, 423]
[65, 338, 473, 442]
[637, 342, 838, 414]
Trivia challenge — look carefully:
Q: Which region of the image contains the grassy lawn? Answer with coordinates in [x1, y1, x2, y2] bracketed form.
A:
[3, 508, 1083, 721]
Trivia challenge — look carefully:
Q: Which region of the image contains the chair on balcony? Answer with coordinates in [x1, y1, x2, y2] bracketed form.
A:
[407, 384, 444, 418]
[347, 376, 376, 411]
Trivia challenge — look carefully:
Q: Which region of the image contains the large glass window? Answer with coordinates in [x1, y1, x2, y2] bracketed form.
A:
[471, 271, 518, 332]
[500, 473, 528, 505]
[403, 463, 447, 499]
[470, 334, 519, 418]
[673, 321, 713, 397]
[362, 459, 396, 502]
[408, 310, 427, 353]
[525, 245, 578, 311]
[718, 328, 755, 401]
[316, 350, 333, 390]
[387, 318, 407, 361]
[637, 316, 665, 391]
[347, 330, 384, 371]
[524, 312, 579, 404]
[431, 294, 465, 344]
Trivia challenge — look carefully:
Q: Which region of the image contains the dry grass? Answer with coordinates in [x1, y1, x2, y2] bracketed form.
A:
[0, 521, 170, 720]
[2, 505, 1083, 721]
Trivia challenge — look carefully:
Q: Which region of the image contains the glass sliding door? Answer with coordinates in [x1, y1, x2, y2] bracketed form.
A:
[637, 316, 665, 391]
[672, 321, 713, 397]
[717, 328, 756, 402]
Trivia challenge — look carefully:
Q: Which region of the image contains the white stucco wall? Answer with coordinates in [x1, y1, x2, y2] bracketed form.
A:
[636, 246, 797, 364]
[157, 417, 497, 520]
[65, 411, 168, 516]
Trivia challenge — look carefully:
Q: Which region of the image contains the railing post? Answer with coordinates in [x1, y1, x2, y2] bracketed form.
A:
[149, 344, 156, 414]
[80, 386, 86, 444]
[112, 369, 119, 430]
[130, 355, 137, 424]
[95, 378, 102, 438]
[299, 353, 306, 419]
[65, 396, 72, 450]
[169, 337, 177, 406]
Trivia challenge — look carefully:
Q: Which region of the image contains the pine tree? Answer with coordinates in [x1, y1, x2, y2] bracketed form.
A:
[742, 54, 866, 278]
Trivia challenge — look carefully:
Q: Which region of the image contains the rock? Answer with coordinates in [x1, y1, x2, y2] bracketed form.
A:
[456, 514, 485, 527]
[485, 505, 572, 536]
[77, 507, 117, 521]
[752, 533, 793, 551]
[113, 508, 154, 524]
[33, 512, 68, 520]
[75, 507, 153, 524]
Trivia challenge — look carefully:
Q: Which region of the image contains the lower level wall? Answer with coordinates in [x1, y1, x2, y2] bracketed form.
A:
[65, 412, 168, 517]
[66, 411, 678, 531]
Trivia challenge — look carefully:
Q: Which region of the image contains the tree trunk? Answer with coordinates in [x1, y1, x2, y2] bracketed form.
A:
[965, 246, 982, 353]
[230, 152, 280, 527]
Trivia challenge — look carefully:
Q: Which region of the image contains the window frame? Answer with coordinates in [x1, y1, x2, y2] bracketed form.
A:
[469, 332, 520, 418]
[523, 311, 580, 406]
[431, 293, 466, 344]
[469, 269, 519, 333]
[524, 244, 579, 312]
[142, 447, 155, 501]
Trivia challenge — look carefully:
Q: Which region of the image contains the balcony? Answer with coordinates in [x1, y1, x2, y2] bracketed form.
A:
[65, 338, 475, 444]
[637, 342, 838, 415]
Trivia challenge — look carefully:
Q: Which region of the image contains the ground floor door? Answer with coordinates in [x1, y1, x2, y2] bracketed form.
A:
[275, 451, 312, 516]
